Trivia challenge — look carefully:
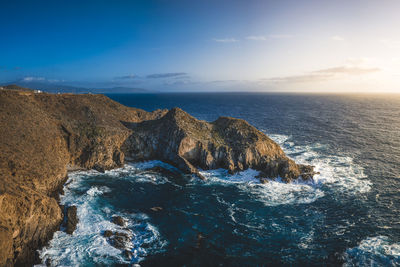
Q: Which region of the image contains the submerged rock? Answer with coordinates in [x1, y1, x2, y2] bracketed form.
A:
[150, 206, 163, 212]
[122, 249, 134, 261]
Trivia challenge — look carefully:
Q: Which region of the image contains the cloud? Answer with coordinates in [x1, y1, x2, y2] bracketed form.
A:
[246, 35, 267, 41]
[22, 76, 46, 82]
[312, 66, 380, 75]
[146, 72, 188, 79]
[269, 34, 293, 39]
[19, 76, 63, 83]
[115, 74, 136, 80]
[213, 38, 239, 43]
[331, 35, 345, 41]
[265, 65, 381, 83]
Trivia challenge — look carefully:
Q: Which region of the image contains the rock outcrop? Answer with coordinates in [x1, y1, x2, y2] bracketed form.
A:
[122, 107, 315, 182]
[66, 206, 78, 235]
[0, 89, 315, 266]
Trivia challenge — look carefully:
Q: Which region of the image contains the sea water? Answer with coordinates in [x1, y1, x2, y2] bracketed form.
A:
[37, 93, 400, 266]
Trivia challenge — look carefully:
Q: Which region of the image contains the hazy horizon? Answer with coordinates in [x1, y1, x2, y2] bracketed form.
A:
[2, 0, 400, 93]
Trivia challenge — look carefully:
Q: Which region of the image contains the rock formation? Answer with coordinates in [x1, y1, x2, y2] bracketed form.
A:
[0, 89, 315, 266]
[66, 206, 78, 235]
[122, 107, 315, 182]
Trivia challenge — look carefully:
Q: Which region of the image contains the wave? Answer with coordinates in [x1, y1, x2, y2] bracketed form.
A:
[199, 168, 324, 206]
[267, 132, 371, 194]
[37, 169, 167, 266]
[344, 236, 400, 266]
[195, 132, 370, 207]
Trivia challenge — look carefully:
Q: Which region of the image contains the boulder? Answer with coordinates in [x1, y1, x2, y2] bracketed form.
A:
[112, 216, 126, 227]
[103, 230, 113, 238]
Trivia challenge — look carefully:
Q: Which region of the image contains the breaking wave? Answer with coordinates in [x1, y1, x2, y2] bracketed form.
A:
[37, 168, 167, 266]
[196, 132, 370, 207]
[344, 236, 400, 266]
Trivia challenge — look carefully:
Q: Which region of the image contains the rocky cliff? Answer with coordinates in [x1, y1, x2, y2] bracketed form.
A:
[123, 107, 315, 181]
[0, 89, 315, 266]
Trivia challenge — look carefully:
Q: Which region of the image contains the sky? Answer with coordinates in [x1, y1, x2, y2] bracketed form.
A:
[1, 0, 400, 93]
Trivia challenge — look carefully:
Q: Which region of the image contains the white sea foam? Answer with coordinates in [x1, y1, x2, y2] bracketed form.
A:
[102, 160, 180, 185]
[267, 132, 371, 194]
[37, 169, 166, 266]
[344, 236, 400, 266]
[197, 132, 370, 207]
[199, 168, 324, 206]
[86, 186, 111, 196]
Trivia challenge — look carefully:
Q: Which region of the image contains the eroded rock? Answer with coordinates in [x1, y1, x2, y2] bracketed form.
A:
[66, 206, 78, 234]
[123, 107, 316, 182]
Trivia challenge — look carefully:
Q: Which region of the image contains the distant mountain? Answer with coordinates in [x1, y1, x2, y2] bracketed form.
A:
[0, 84, 33, 91]
[7, 81, 92, 93]
[5, 81, 153, 94]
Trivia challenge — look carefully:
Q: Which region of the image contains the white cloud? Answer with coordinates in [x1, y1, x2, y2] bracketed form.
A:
[331, 35, 345, 41]
[22, 76, 45, 82]
[246, 35, 267, 41]
[269, 34, 293, 39]
[213, 38, 239, 43]
[19, 76, 63, 83]
[265, 65, 380, 83]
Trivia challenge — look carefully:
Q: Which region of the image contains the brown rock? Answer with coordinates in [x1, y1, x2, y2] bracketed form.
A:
[103, 230, 113, 238]
[66, 206, 78, 234]
[112, 231, 130, 249]
[123, 107, 315, 182]
[112, 216, 126, 227]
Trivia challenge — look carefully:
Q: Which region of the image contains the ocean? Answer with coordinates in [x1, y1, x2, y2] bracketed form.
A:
[37, 93, 400, 266]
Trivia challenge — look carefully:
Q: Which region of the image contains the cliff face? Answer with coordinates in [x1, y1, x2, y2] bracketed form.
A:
[0, 90, 314, 266]
[0, 90, 165, 266]
[123, 107, 314, 181]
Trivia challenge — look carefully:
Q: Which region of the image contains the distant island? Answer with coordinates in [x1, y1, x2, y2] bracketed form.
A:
[0, 88, 315, 266]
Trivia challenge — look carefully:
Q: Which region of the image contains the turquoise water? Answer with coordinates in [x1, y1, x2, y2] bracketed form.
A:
[37, 93, 400, 266]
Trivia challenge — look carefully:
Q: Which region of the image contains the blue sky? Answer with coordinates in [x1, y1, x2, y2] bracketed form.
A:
[1, 0, 400, 92]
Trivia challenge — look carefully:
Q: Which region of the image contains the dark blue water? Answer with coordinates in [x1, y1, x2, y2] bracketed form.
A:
[38, 93, 400, 266]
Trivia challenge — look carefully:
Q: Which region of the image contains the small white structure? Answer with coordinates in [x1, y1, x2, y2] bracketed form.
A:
[34, 90, 42, 93]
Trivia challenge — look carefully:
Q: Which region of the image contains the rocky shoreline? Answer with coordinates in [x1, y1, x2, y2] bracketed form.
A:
[0, 89, 315, 266]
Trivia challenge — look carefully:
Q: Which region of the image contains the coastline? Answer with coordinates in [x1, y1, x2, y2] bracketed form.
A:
[0, 90, 313, 265]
